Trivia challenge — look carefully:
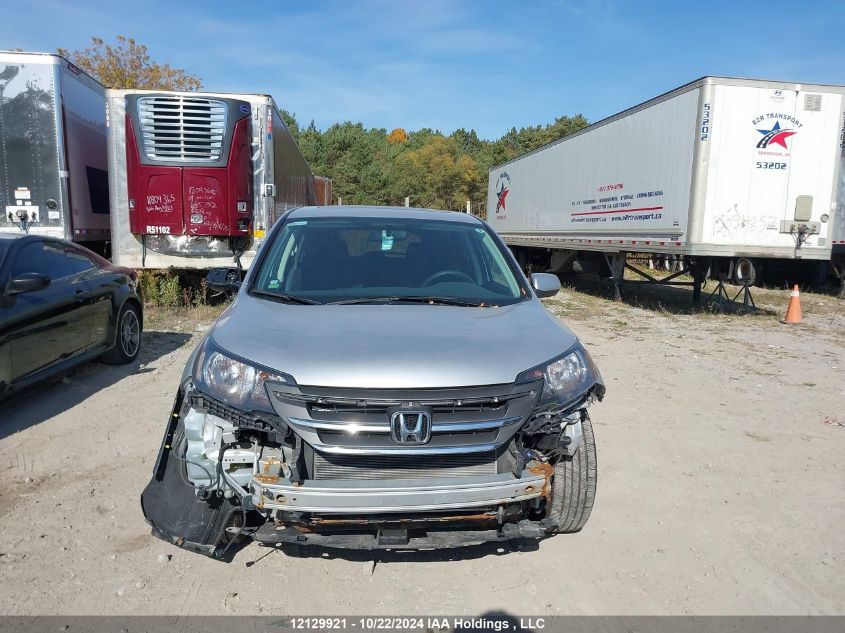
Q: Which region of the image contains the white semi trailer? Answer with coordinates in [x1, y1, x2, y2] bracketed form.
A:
[0, 52, 110, 252]
[486, 76, 845, 300]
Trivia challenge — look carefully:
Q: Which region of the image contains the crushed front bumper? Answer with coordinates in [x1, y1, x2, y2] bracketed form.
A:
[141, 386, 560, 560]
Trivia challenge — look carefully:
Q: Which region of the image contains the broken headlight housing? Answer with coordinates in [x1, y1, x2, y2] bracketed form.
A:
[517, 341, 604, 408]
[194, 338, 294, 413]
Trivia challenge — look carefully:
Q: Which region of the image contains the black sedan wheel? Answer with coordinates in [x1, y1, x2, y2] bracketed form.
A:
[103, 303, 142, 364]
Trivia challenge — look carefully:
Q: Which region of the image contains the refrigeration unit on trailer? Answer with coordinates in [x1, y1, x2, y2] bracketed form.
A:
[0, 52, 110, 252]
[107, 89, 316, 270]
[486, 76, 845, 299]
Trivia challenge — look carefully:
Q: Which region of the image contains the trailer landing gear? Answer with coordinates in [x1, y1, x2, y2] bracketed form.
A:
[608, 253, 625, 302]
[705, 258, 758, 314]
[708, 276, 757, 313]
[691, 259, 708, 305]
[606, 252, 700, 304]
[604, 252, 758, 312]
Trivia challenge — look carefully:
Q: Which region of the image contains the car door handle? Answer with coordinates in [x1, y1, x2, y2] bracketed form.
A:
[74, 289, 89, 303]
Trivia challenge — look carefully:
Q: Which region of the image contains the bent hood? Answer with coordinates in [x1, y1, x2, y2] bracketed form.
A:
[209, 294, 578, 389]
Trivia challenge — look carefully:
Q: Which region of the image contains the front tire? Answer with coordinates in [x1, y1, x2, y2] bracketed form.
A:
[547, 412, 597, 533]
[103, 302, 142, 365]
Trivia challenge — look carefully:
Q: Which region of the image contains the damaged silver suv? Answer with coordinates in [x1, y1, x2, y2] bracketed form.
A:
[141, 206, 604, 559]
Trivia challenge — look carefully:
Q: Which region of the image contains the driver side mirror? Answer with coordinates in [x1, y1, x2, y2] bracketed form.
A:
[5, 272, 51, 295]
[206, 267, 242, 294]
[530, 272, 560, 298]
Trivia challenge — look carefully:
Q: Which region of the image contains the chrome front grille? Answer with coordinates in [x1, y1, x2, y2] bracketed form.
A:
[137, 96, 226, 162]
[291, 416, 514, 452]
[313, 451, 497, 480]
[305, 393, 516, 418]
[269, 382, 542, 456]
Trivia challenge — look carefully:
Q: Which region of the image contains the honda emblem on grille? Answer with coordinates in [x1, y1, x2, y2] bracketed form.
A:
[390, 411, 432, 445]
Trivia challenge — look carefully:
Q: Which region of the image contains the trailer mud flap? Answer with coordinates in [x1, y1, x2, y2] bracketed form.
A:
[139, 391, 239, 560]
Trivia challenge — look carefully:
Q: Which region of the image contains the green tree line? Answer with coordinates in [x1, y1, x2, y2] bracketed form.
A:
[283, 113, 588, 215]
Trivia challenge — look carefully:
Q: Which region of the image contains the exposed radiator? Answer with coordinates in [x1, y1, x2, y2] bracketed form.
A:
[313, 451, 497, 480]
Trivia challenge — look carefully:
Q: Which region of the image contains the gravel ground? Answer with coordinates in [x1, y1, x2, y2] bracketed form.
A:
[0, 285, 843, 616]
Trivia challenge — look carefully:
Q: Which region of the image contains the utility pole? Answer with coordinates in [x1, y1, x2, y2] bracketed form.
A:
[404, 197, 410, 208]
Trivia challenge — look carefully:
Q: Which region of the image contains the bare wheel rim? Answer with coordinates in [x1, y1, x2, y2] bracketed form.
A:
[120, 309, 140, 357]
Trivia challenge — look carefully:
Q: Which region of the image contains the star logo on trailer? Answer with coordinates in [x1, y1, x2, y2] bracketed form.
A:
[495, 172, 511, 213]
[497, 183, 508, 211]
[756, 121, 797, 150]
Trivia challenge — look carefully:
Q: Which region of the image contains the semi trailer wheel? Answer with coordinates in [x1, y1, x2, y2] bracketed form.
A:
[732, 257, 758, 286]
[546, 413, 597, 533]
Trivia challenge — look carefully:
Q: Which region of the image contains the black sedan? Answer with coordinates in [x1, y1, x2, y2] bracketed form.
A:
[0, 234, 143, 397]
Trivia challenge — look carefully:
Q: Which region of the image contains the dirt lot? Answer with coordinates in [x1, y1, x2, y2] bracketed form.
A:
[1, 281, 843, 616]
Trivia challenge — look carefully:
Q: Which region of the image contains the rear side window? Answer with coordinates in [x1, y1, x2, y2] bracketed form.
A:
[66, 245, 98, 274]
[10, 241, 75, 281]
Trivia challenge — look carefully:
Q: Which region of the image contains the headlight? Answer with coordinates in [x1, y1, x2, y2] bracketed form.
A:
[544, 352, 586, 397]
[195, 340, 294, 413]
[517, 342, 604, 407]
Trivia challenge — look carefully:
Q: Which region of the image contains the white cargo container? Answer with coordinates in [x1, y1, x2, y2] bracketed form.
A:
[106, 89, 315, 270]
[487, 76, 845, 296]
[0, 52, 110, 251]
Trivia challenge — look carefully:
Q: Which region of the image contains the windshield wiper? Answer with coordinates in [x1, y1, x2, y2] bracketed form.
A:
[251, 290, 322, 305]
[329, 296, 486, 307]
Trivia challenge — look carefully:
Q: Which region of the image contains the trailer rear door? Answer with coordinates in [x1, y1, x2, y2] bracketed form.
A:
[783, 90, 842, 248]
[125, 95, 252, 238]
[0, 59, 63, 235]
[132, 164, 184, 236]
[701, 84, 839, 253]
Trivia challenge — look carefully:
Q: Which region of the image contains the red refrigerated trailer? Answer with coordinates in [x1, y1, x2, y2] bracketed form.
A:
[107, 89, 316, 270]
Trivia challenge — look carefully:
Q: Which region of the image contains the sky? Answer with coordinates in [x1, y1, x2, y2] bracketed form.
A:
[1, 0, 843, 139]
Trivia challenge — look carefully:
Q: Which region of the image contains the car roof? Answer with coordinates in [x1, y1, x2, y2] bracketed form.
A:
[0, 232, 27, 241]
[0, 233, 68, 244]
[287, 205, 484, 224]
[0, 233, 92, 251]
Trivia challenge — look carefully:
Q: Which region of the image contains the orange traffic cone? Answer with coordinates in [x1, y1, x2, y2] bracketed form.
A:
[782, 285, 802, 324]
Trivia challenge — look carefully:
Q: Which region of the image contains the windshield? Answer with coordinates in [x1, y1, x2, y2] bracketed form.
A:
[251, 216, 529, 306]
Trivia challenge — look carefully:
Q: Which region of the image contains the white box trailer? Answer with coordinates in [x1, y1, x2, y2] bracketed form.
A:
[0, 52, 110, 250]
[487, 76, 845, 297]
[106, 89, 316, 270]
